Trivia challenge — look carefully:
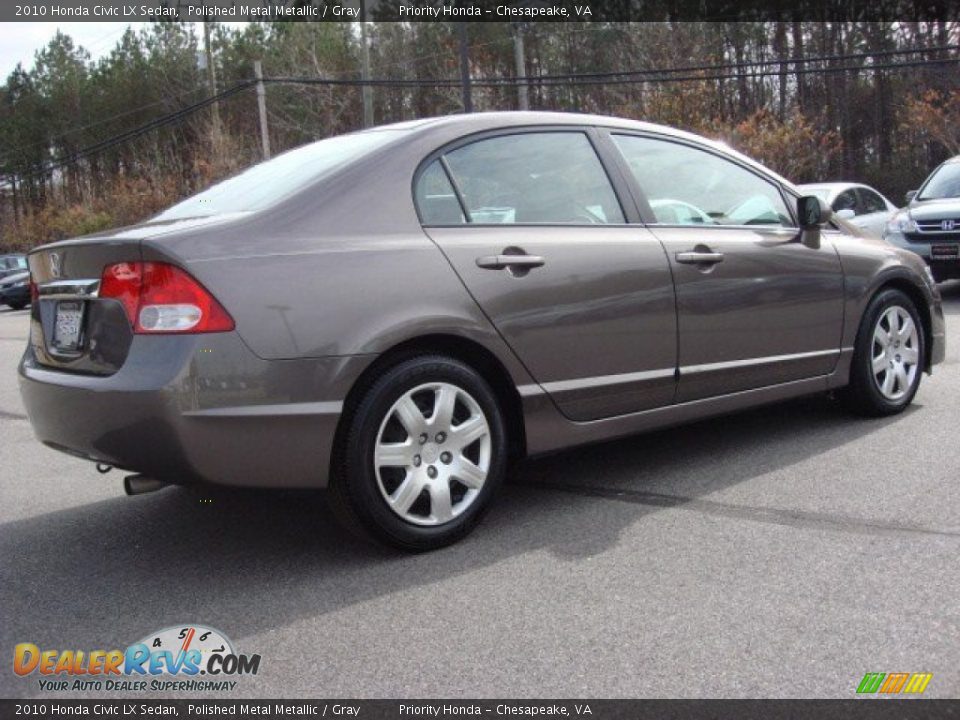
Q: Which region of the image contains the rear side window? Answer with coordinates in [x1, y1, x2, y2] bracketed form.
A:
[418, 132, 625, 225]
[415, 161, 465, 225]
[613, 135, 793, 227]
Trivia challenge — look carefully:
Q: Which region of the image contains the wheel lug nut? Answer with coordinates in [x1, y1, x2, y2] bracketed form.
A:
[419, 433, 428, 445]
[440, 451, 452, 464]
[427, 466, 438, 479]
[413, 455, 421, 467]
[435, 432, 446, 443]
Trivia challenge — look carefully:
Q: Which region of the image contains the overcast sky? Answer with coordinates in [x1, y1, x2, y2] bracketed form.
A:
[0, 23, 150, 78]
[0, 22, 251, 79]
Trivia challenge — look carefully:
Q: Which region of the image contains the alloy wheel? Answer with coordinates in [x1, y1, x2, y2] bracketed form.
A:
[871, 305, 919, 401]
[374, 382, 491, 526]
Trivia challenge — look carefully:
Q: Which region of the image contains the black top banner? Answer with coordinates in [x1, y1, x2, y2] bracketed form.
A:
[4, 0, 960, 22]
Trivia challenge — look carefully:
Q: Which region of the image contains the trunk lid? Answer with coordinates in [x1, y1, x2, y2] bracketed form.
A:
[26, 215, 243, 374]
[28, 238, 143, 375]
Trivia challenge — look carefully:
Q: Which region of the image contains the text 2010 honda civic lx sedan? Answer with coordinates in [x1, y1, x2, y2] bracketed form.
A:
[19, 112, 946, 550]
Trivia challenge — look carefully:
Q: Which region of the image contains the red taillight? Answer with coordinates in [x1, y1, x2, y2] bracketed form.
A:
[29, 277, 38, 305]
[99, 262, 234, 334]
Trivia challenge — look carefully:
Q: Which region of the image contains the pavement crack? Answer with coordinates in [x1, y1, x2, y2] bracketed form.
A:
[0, 410, 28, 421]
[517, 480, 960, 539]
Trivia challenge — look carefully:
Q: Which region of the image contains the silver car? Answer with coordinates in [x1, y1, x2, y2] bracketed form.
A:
[797, 182, 898, 238]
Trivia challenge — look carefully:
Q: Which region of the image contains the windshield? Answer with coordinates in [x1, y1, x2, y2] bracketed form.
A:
[154, 130, 406, 220]
[918, 162, 960, 200]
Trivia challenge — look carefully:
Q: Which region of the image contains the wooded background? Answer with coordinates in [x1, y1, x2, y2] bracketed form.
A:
[1, 21, 958, 250]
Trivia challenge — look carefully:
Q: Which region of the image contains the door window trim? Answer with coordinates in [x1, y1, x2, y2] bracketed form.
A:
[412, 126, 633, 228]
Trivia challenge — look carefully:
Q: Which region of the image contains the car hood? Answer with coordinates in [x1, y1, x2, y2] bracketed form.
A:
[907, 197, 960, 219]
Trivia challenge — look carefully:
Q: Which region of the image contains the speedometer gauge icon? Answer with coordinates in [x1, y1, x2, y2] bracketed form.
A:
[136, 624, 235, 673]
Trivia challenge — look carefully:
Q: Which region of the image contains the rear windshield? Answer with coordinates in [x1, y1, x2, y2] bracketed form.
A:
[154, 130, 406, 220]
[918, 162, 960, 200]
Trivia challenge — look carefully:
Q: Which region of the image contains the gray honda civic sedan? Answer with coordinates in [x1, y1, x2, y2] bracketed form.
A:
[19, 112, 945, 550]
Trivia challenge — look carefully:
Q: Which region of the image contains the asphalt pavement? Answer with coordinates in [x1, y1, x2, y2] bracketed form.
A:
[1, 284, 959, 699]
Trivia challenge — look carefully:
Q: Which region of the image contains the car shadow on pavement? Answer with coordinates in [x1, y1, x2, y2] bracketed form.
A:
[0, 390, 925, 666]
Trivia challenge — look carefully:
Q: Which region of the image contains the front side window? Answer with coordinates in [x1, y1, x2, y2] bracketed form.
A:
[859, 188, 888, 214]
[436, 132, 625, 225]
[833, 189, 858, 214]
[612, 135, 793, 227]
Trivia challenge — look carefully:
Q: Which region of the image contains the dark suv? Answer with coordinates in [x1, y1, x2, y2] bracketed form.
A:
[883, 156, 960, 282]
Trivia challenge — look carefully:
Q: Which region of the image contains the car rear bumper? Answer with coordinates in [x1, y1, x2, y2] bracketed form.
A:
[18, 331, 373, 488]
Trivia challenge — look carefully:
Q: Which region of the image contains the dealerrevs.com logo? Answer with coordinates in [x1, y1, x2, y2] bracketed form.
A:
[13, 625, 261, 693]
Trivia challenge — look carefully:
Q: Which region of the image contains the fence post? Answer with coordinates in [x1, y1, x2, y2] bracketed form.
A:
[254, 60, 271, 161]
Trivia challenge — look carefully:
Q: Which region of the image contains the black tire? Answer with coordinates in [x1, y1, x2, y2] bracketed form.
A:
[328, 355, 507, 551]
[7, 301, 27, 311]
[842, 288, 925, 417]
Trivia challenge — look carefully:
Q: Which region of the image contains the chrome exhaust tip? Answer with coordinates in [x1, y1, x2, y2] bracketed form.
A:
[123, 475, 168, 496]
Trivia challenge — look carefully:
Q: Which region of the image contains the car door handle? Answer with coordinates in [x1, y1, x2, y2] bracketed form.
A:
[675, 251, 724, 265]
[476, 254, 546, 270]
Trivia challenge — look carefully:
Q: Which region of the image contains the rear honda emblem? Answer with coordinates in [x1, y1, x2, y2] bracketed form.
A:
[49, 253, 61, 278]
[942, 219, 956, 231]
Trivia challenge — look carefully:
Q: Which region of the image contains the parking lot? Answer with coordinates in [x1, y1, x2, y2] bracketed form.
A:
[1, 284, 959, 699]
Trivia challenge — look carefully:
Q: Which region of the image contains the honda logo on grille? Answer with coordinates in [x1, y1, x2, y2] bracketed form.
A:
[942, 219, 957, 231]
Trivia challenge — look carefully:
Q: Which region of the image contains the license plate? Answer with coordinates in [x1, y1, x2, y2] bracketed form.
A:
[930, 244, 959, 259]
[53, 301, 84, 352]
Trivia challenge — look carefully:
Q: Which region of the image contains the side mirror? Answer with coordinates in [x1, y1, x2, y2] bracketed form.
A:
[905, 190, 917, 203]
[797, 195, 830, 228]
[797, 195, 830, 249]
[835, 208, 856, 221]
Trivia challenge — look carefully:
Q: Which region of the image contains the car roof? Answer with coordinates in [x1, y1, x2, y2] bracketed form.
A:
[797, 181, 890, 198]
[370, 111, 798, 190]
[798, 182, 853, 190]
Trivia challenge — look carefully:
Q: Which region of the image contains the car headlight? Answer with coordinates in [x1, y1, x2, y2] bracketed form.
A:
[885, 212, 917, 235]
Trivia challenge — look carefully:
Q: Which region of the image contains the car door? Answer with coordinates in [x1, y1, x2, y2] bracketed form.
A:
[416, 129, 677, 421]
[608, 132, 845, 403]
